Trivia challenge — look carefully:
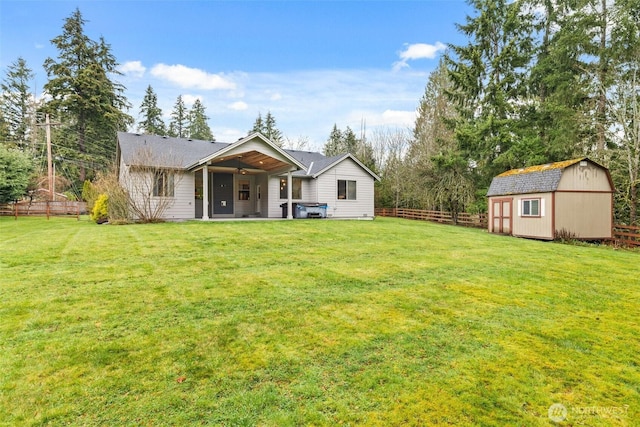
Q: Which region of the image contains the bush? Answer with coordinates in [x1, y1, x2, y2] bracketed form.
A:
[91, 193, 109, 223]
[84, 171, 130, 223]
[82, 180, 98, 211]
[0, 145, 33, 203]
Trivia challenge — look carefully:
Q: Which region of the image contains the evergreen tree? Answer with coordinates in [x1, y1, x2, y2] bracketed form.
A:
[263, 111, 283, 145]
[0, 145, 33, 203]
[250, 112, 264, 135]
[323, 124, 343, 156]
[408, 58, 468, 210]
[188, 99, 214, 141]
[43, 8, 132, 183]
[446, 0, 535, 184]
[138, 85, 165, 135]
[250, 111, 283, 146]
[323, 124, 361, 156]
[342, 126, 358, 154]
[168, 95, 187, 138]
[0, 57, 35, 150]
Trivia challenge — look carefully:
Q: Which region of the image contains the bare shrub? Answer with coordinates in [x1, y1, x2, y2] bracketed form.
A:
[119, 147, 184, 223]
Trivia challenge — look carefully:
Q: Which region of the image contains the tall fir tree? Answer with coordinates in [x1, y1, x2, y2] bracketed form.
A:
[250, 112, 264, 135]
[323, 124, 343, 156]
[446, 0, 535, 185]
[0, 57, 35, 150]
[138, 85, 166, 135]
[408, 58, 472, 211]
[250, 111, 283, 146]
[188, 99, 214, 141]
[263, 111, 283, 146]
[168, 95, 188, 138]
[43, 8, 132, 183]
[323, 124, 361, 156]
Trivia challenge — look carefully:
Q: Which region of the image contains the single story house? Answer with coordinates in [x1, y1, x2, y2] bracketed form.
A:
[486, 158, 614, 240]
[116, 132, 380, 220]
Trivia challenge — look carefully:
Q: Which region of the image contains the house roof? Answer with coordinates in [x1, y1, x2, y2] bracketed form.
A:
[187, 132, 306, 172]
[117, 132, 380, 180]
[487, 157, 595, 196]
[117, 132, 227, 169]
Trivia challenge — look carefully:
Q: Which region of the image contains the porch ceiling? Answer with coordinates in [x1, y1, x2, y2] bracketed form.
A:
[210, 150, 293, 172]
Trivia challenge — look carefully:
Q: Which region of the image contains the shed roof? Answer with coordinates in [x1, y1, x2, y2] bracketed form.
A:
[487, 158, 589, 196]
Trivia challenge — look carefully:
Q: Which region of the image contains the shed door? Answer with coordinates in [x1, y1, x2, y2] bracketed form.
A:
[492, 198, 512, 234]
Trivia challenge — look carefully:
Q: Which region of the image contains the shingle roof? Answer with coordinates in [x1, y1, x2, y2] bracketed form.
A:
[118, 132, 228, 169]
[486, 158, 586, 196]
[117, 132, 380, 180]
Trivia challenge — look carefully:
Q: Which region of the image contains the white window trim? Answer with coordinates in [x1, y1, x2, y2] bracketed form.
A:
[520, 198, 541, 217]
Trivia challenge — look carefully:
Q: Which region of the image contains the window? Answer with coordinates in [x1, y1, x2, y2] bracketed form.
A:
[153, 171, 174, 197]
[238, 179, 250, 200]
[521, 198, 540, 217]
[337, 180, 356, 200]
[280, 178, 302, 199]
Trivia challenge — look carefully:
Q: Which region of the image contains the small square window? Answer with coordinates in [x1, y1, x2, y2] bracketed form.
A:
[337, 180, 356, 200]
[522, 199, 540, 217]
[153, 171, 174, 197]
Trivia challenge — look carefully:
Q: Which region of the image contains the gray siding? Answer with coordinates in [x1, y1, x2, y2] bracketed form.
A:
[316, 159, 375, 218]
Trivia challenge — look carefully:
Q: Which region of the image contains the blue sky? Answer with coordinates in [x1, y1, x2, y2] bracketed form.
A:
[0, 0, 472, 150]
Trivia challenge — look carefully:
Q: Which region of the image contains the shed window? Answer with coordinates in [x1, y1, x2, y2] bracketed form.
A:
[280, 178, 302, 199]
[521, 199, 540, 217]
[153, 171, 174, 197]
[338, 180, 356, 200]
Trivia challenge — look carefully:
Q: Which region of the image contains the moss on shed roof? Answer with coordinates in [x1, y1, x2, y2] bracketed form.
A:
[497, 158, 586, 177]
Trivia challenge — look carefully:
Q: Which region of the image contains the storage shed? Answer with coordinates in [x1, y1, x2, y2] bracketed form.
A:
[486, 158, 614, 240]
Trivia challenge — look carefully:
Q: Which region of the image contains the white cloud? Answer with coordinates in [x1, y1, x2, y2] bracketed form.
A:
[393, 42, 446, 71]
[381, 109, 417, 126]
[182, 94, 202, 107]
[228, 101, 248, 111]
[119, 60, 146, 78]
[127, 68, 429, 150]
[150, 63, 236, 90]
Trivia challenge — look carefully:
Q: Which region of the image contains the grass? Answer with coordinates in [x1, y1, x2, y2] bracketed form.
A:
[0, 216, 638, 426]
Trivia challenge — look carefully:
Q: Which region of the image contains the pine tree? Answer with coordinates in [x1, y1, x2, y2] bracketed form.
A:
[446, 0, 535, 184]
[263, 112, 283, 146]
[188, 99, 214, 141]
[168, 95, 188, 138]
[323, 124, 344, 156]
[250, 112, 264, 135]
[250, 111, 283, 146]
[0, 57, 35, 150]
[408, 59, 467, 210]
[342, 127, 358, 154]
[43, 8, 132, 183]
[138, 85, 165, 135]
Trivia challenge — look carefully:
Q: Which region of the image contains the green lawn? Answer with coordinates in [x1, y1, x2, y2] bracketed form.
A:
[0, 216, 638, 426]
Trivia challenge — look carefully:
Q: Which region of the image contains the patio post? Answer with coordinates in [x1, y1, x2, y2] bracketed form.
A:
[287, 170, 293, 219]
[202, 166, 209, 220]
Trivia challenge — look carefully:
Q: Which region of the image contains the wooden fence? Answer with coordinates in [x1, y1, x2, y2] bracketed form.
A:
[0, 201, 87, 219]
[613, 224, 640, 247]
[375, 208, 488, 228]
[377, 208, 640, 248]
